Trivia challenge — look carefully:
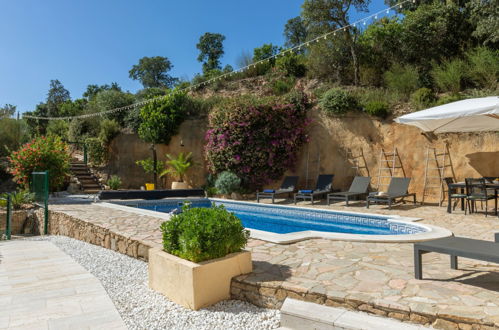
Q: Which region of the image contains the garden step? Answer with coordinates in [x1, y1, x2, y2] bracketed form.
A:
[280, 298, 428, 330]
[82, 189, 101, 194]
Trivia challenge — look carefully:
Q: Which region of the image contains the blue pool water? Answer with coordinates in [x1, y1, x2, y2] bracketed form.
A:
[114, 199, 425, 236]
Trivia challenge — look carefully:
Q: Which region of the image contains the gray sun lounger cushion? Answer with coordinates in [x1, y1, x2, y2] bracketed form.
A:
[294, 174, 334, 204]
[327, 176, 371, 205]
[257, 176, 299, 203]
[366, 177, 416, 209]
[414, 236, 499, 279]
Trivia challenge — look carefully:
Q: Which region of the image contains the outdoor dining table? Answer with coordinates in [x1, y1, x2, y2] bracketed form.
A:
[447, 181, 499, 214]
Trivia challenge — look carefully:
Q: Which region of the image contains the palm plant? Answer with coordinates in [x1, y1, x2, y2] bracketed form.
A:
[0, 190, 35, 210]
[160, 152, 194, 182]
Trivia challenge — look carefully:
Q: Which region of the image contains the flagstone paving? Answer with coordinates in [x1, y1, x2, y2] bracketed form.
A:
[45, 200, 499, 328]
[0, 240, 126, 330]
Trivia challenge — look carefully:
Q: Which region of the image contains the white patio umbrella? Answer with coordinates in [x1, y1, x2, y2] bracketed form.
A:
[394, 96, 499, 133]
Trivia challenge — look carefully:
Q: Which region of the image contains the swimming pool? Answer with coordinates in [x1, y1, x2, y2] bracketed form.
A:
[103, 198, 452, 244]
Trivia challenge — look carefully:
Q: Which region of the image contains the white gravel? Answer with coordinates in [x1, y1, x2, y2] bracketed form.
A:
[26, 236, 280, 330]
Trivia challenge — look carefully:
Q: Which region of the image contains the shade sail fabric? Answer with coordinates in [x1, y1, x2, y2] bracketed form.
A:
[394, 96, 499, 133]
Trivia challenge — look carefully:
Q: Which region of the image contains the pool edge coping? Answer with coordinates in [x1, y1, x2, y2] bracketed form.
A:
[96, 198, 453, 244]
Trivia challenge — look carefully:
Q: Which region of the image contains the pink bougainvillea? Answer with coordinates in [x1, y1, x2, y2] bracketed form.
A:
[205, 93, 310, 188]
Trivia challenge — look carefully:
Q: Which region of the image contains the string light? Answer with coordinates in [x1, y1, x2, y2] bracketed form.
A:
[23, 0, 413, 121]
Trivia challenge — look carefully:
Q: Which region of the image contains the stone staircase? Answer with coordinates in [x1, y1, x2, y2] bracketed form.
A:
[70, 161, 102, 194]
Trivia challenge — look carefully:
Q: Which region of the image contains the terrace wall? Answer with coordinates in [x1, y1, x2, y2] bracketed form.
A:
[107, 111, 498, 203]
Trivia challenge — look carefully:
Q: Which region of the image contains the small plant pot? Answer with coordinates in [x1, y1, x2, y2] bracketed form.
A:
[171, 181, 189, 189]
[148, 248, 252, 310]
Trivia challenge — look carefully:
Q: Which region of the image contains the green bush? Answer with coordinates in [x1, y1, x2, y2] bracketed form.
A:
[466, 47, 499, 90]
[85, 137, 105, 165]
[319, 88, 357, 115]
[135, 158, 165, 175]
[161, 204, 249, 262]
[431, 58, 467, 94]
[276, 53, 306, 77]
[46, 120, 69, 140]
[214, 171, 241, 195]
[271, 78, 295, 95]
[0, 190, 34, 210]
[107, 175, 122, 190]
[435, 93, 464, 106]
[384, 64, 419, 99]
[138, 91, 188, 145]
[363, 101, 390, 118]
[98, 119, 121, 145]
[410, 88, 437, 110]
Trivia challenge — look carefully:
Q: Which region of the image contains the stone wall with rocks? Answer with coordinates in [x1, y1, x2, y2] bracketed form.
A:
[0, 210, 34, 235]
[106, 112, 498, 202]
[230, 278, 495, 329]
[34, 209, 152, 260]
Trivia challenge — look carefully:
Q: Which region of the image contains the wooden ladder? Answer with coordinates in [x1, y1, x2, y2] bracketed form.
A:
[375, 147, 405, 191]
[422, 144, 450, 206]
[346, 148, 369, 177]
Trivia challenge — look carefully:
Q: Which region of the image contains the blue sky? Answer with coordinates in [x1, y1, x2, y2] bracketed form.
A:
[0, 1, 387, 113]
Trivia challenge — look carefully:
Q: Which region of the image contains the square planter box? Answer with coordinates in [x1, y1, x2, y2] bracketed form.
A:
[148, 247, 252, 310]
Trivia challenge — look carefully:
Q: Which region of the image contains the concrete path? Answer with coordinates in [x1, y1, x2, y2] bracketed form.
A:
[0, 240, 126, 330]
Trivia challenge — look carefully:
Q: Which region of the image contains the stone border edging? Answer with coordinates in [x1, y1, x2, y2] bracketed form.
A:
[230, 278, 497, 329]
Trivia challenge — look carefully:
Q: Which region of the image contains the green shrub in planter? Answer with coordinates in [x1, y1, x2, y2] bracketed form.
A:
[410, 88, 436, 110]
[161, 204, 249, 262]
[107, 175, 122, 190]
[319, 88, 357, 115]
[363, 101, 390, 118]
[214, 171, 241, 195]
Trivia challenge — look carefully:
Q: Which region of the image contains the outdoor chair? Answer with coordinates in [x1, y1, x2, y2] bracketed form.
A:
[444, 177, 468, 214]
[465, 178, 497, 217]
[327, 176, 371, 206]
[256, 176, 299, 203]
[366, 177, 416, 209]
[294, 174, 334, 205]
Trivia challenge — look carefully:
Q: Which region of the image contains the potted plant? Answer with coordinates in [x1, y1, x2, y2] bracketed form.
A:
[160, 152, 194, 189]
[148, 204, 252, 310]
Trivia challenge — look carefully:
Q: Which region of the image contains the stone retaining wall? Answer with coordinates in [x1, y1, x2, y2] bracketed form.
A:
[0, 210, 31, 235]
[230, 279, 497, 330]
[34, 209, 152, 260]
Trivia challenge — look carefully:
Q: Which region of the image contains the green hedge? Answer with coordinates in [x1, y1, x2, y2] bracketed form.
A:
[161, 204, 249, 262]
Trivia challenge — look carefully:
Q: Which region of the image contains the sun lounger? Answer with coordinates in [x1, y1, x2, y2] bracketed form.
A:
[414, 235, 499, 279]
[257, 176, 299, 203]
[366, 177, 416, 209]
[294, 174, 334, 205]
[327, 176, 371, 206]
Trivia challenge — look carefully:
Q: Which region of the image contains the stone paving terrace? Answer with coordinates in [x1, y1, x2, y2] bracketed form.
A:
[44, 200, 499, 329]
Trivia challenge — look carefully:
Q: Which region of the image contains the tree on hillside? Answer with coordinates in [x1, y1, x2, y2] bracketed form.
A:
[284, 16, 308, 49]
[196, 33, 226, 74]
[129, 56, 178, 88]
[90, 89, 135, 126]
[24, 103, 49, 136]
[399, 2, 471, 67]
[302, 0, 370, 85]
[83, 82, 121, 100]
[467, 0, 499, 47]
[47, 79, 71, 117]
[138, 91, 188, 187]
[0, 104, 16, 118]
